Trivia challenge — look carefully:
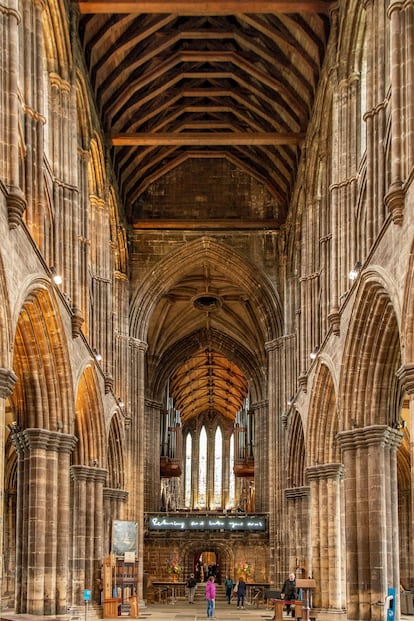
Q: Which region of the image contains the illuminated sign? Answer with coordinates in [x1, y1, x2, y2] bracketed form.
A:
[147, 515, 266, 531]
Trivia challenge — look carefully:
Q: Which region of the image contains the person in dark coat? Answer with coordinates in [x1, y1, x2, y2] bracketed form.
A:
[282, 573, 297, 616]
[236, 577, 247, 609]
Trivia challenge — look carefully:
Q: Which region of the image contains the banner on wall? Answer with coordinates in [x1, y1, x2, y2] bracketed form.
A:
[112, 520, 138, 556]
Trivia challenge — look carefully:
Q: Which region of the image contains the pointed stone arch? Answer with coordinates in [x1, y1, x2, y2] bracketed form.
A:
[7, 284, 77, 615]
[130, 236, 283, 342]
[74, 364, 106, 467]
[340, 268, 402, 429]
[306, 359, 340, 466]
[11, 283, 74, 432]
[149, 327, 266, 405]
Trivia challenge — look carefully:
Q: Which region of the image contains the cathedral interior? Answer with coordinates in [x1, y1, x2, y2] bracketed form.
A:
[0, 0, 413, 619]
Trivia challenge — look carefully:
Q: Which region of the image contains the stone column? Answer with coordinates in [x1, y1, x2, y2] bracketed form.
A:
[265, 337, 286, 584]
[384, 0, 407, 223]
[1, 0, 26, 227]
[306, 463, 345, 612]
[0, 369, 17, 605]
[144, 399, 162, 511]
[285, 487, 310, 576]
[128, 337, 148, 600]
[103, 488, 128, 556]
[70, 465, 107, 606]
[396, 362, 414, 585]
[337, 425, 402, 621]
[252, 399, 268, 513]
[10, 429, 77, 614]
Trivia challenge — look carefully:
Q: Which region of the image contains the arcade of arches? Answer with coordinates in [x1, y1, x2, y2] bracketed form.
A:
[0, 1, 414, 621]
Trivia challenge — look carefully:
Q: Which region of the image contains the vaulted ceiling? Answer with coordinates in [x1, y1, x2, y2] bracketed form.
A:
[77, 0, 333, 424]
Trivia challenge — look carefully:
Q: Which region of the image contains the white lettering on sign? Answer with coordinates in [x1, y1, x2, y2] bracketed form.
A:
[148, 515, 265, 531]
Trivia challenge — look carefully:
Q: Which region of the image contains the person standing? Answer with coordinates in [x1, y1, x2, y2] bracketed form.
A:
[186, 573, 197, 604]
[224, 575, 233, 604]
[205, 575, 216, 618]
[236, 576, 247, 609]
[282, 573, 297, 617]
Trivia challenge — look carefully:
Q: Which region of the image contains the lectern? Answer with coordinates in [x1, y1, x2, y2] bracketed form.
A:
[296, 579, 316, 621]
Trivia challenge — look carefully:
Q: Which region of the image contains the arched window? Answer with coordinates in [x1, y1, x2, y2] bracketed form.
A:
[213, 427, 222, 507]
[198, 426, 207, 507]
[229, 433, 235, 509]
[185, 433, 192, 508]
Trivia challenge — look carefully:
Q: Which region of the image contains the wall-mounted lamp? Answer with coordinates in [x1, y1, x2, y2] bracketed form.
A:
[348, 261, 362, 281]
[287, 395, 294, 407]
[50, 267, 63, 285]
[118, 397, 125, 409]
[310, 346, 319, 360]
[93, 348, 102, 362]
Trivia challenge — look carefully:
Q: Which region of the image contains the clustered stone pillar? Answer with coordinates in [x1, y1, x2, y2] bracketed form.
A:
[0, 0, 27, 227]
[396, 362, 414, 586]
[337, 425, 402, 621]
[70, 465, 107, 607]
[11, 429, 77, 615]
[385, 0, 414, 223]
[265, 338, 285, 584]
[306, 463, 345, 611]
[128, 337, 148, 601]
[144, 399, 162, 511]
[0, 368, 17, 607]
[284, 487, 310, 576]
[103, 487, 128, 551]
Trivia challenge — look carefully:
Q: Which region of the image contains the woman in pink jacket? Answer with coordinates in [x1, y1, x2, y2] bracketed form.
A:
[205, 575, 216, 618]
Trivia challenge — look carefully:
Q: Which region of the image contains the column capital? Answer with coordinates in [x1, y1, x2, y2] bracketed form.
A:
[284, 486, 310, 500]
[103, 487, 128, 503]
[396, 363, 414, 394]
[71, 464, 108, 483]
[306, 463, 344, 482]
[0, 367, 18, 398]
[129, 337, 148, 353]
[336, 425, 403, 452]
[265, 337, 283, 353]
[23, 428, 78, 452]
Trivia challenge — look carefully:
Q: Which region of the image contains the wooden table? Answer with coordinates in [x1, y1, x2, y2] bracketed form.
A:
[152, 581, 186, 605]
[246, 583, 270, 607]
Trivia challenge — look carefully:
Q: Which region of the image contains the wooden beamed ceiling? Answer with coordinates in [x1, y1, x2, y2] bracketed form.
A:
[77, 1, 333, 225]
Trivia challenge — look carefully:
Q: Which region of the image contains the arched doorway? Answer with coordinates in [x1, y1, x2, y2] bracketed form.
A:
[195, 549, 220, 583]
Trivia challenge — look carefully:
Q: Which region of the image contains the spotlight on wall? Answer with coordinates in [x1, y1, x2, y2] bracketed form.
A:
[348, 261, 362, 281]
[93, 348, 102, 362]
[50, 266, 63, 285]
[310, 346, 319, 360]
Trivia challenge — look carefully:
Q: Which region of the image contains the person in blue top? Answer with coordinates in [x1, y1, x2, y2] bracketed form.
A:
[224, 575, 233, 604]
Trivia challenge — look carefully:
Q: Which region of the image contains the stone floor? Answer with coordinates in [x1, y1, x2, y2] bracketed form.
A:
[1, 601, 413, 621]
